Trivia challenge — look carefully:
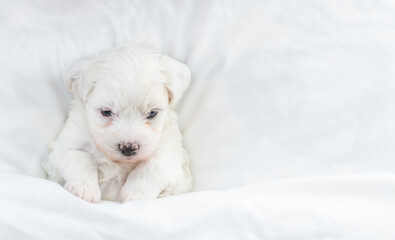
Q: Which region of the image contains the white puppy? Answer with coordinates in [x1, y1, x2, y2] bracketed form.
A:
[44, 46, 193, 202]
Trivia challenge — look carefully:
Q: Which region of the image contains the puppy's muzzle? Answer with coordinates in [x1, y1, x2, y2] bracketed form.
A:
[118, 143, 139, 157]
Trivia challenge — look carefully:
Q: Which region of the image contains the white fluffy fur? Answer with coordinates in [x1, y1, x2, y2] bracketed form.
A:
[43, 46, 193, 202]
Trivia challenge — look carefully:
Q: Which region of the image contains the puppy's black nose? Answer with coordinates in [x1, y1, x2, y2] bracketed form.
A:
[118, 143, 139, 157]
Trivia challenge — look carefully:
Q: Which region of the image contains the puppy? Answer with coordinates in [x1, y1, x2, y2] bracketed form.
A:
[44, 46, 193, 202]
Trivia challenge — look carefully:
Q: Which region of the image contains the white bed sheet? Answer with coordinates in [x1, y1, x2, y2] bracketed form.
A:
[1, 0, 395, 239]
[1, 172, 394, 239]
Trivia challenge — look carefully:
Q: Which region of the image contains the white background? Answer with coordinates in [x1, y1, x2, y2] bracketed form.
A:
[0, 0, 394, 239]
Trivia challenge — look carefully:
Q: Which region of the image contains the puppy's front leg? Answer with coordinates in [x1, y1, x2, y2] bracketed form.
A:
[50, 150, 101, 203]
[45, 102, 102, 202]
[119, 158, 166, 201]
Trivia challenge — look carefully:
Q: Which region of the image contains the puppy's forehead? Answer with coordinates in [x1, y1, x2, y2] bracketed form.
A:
[86, 49, 169, 109]
[92, 71, 168, 110]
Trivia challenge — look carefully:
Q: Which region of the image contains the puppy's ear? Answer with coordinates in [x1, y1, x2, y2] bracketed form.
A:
[159, 56, 191, 105]
[63, 59, 94, 103]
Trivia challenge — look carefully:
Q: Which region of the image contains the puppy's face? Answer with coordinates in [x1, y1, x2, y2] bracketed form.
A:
[65, 47, 190, 163]
[86, 78, 169, 163]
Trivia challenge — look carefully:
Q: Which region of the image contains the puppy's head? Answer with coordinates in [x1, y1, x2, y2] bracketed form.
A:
[64, 47, 190, 163]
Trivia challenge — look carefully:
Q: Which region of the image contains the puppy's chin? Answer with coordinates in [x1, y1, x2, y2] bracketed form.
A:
[101, 148, 155, 164]
[111, 156, 147, 164]
[101, 151, 149, 164]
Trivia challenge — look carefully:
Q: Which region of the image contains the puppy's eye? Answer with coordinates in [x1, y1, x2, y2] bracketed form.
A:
[101, 109, 113, 117]
[147, 110, 158, 119]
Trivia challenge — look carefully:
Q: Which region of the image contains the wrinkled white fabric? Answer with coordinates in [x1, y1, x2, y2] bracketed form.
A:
[1, 172, 394, 239]
[0, 0, 395, 239]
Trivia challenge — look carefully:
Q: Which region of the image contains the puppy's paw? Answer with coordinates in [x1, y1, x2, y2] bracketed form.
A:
[118, 182, 160, 202]
[64, 180, 101, 203]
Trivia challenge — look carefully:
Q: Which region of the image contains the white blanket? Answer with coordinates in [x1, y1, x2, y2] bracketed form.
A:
[1, 172, 395, 239]
[1, 0, 395, 239]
